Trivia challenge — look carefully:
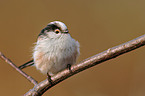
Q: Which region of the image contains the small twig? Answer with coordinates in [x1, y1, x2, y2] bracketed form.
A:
[24, 34, 145, 96]
[0, 52, 38, 85]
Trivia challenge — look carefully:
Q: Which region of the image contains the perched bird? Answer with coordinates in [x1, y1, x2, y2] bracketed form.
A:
[19, 21, 80, 78]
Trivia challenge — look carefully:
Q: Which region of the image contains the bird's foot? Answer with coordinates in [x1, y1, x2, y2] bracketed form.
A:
[47, 72, 53, 85]
[67, 64, 72, 73]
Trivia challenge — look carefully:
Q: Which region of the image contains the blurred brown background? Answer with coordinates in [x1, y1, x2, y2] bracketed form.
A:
[0, 0, 145, 96]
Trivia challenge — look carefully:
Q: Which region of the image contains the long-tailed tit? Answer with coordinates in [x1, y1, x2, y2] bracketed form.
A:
[19, 21, 80, 81]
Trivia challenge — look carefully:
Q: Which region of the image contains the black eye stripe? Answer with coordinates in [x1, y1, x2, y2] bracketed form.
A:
[46, 24, 61, 31]
[38, 29, 46, 36]
[38, 24, 62, 36]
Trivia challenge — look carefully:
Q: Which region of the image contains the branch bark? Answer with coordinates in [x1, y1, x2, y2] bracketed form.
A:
[1, 34, 145, 96]
[24, 34, 145, 96]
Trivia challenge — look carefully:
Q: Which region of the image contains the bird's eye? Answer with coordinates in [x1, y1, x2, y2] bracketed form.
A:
[55, 29, 60, 34]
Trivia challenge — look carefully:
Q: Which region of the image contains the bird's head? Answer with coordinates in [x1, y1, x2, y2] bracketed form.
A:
[38, 21, 69, 39]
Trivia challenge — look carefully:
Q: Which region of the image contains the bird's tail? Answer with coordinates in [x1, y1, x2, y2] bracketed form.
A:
[18, 60, 34, 69]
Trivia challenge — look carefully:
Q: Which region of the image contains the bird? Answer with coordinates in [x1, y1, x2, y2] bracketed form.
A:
[19, 21, 80, 82]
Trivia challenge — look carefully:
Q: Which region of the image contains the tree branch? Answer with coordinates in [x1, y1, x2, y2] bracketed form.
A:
[23, 34, 145, 96]
[0, 52, 38, 85]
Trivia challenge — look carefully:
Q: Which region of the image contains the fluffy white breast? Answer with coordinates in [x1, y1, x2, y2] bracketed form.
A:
[33, 34, 80, 75]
